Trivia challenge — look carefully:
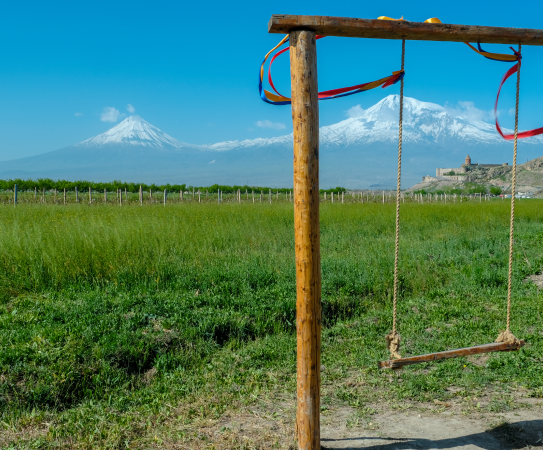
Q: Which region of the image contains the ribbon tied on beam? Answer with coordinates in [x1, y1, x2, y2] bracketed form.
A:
[259, 34, 404, 105]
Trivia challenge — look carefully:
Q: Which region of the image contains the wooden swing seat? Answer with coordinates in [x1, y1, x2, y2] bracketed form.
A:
[378, 340, 525, 369]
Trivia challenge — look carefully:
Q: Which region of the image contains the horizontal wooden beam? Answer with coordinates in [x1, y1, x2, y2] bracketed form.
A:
[268, 15, 543, 45]
[378, 340, 525, 370]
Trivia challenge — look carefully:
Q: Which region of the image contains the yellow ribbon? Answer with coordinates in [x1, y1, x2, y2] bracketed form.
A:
[377, 16, 442, 23]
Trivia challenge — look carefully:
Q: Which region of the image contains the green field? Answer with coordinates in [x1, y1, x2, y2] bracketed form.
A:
[1, 200, 542, 448]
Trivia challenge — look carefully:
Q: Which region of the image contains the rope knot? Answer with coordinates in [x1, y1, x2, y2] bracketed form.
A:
[385, 331, 402, 360]
[495, 330, 522, 349]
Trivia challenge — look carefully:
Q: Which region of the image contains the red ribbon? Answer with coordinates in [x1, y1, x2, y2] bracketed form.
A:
[495, 62, 543, 140]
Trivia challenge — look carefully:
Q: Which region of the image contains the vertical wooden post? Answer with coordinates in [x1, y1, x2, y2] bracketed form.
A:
[88, 187, 92, 204]
[14, 184, 17, 206]
[198, 190, 201, 203]
[64, 188, 66, 205]
[75, 186, 79, 203]
[252, 190, 255, 203]
[34, 186, 37, 202]
[140, 186, 143, 205]
[218, 189, 221, 203]
[119, 189, 122, 206]
[54, 188, 57, 203]
[180, 189, 183, 201]
[269, 188, 272, 204]
[164, 189, 167, 206]
[43, 188, 46, 203]
[290, 29, 321, 450]
[260, 190, 263, 202]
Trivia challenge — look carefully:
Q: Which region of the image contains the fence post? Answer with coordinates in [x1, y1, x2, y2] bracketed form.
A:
[260, 190, 263, 202]
[180, 189, 183, 201]
[198, 190, 201, 203]
[119, 189, 122, 206]
[342, 191, 344, 204]
[192, 187, 195, 199]
[14, 184, 17, 206]
[34, 186, 37, 202]
[64, 188, 66, 205]
[164, 189, 167, 206]
[89, 187, 92, 204]
[139, 186, 142, 205]
[269, 188, 272, 204]
[75, 186, 79, 203]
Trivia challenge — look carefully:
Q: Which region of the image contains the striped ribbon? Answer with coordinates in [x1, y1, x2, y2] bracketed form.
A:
[259, 35, 404, 105]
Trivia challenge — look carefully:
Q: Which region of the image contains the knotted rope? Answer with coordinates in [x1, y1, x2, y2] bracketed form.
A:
[496, 43, 522, 349]
[386, 38, 405, 360]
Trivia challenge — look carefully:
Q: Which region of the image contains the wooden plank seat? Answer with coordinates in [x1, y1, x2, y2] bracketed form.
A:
[378, 340, 525, 369]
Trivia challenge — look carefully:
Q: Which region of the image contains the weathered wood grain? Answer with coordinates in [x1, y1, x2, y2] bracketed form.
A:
[269, 15, 543, 45]
[291, 29, 321, 450]
[379, 340, 525, 369]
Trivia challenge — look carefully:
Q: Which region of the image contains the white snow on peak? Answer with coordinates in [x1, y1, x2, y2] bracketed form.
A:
[76, 115, 186, 149]
[316, 95, 543, 147]
[207, 95, 542, 152]
[73, 96, 543, 154]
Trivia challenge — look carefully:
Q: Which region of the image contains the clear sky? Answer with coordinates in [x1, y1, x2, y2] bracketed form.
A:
[1, 0, 542, 161]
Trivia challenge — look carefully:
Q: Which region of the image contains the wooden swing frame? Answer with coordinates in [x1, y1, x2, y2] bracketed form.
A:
[267, 14, 542, 449]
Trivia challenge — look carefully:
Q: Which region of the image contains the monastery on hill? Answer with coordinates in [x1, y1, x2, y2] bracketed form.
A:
[422, 155, 509, 182]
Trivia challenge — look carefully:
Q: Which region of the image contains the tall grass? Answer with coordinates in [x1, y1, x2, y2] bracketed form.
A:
[1, 201, 542, 447]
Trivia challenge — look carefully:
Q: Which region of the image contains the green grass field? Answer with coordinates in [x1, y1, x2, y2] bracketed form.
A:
[1, 200, 542, 448]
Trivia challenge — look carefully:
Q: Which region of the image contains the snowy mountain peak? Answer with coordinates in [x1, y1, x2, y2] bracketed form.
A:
[76, 115, 185, 149]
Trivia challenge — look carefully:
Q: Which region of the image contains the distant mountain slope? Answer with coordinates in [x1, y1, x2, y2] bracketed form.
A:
[1, 96, 542, 188]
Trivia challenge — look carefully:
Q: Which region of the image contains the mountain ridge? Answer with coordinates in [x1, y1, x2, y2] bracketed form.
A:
[1, 95, 542, 188]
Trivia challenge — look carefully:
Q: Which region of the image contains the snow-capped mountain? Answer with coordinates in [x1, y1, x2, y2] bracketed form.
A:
[210, 95, 542, 151]
[75, 115, 187, 150]
[1, 96, 542, 188]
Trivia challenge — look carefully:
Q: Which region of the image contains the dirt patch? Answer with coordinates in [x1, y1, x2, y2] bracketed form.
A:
[147, 387, 543, 450]
[467, 353, 491, 367]
[527, 273, 543, 289]
[321, 407, 543, 449]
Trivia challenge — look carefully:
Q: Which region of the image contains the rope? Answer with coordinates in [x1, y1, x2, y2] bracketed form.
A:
[496, 43, 522, 348]
[386, 38, 405, 361]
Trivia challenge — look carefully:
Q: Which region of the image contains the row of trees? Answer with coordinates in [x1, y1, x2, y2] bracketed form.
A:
[0, 178, 347, 195]
[414, 184, 504, 196]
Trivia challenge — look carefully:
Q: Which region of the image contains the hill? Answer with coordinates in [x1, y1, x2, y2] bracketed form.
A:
[407, 156, 543, 197]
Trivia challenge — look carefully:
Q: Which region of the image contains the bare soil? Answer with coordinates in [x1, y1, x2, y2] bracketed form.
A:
[153, 390, 543, 449]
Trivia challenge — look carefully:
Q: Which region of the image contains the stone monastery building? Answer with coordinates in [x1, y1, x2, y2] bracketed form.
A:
[422, 155, 509, 182]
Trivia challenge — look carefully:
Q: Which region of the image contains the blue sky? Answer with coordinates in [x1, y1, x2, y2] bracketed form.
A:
[1, 0, 542, 161]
